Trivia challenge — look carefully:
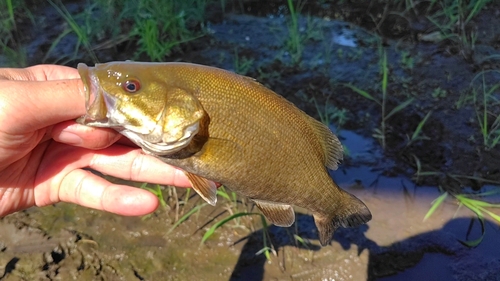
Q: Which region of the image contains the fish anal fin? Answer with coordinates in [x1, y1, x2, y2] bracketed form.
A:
[252, 199, 295, 227]
[305, 115, 344, 170]
[313, 213, 337, 246]
[184, 171, 217, 206]
[314, 193, 372, 246]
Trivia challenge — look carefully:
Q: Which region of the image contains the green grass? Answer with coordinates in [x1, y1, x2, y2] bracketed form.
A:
[168, 202, 208, 234]
[283, 0, 321, 65]
[285, 0, 303, 65]
[406, 110, 432, 147]
[344, 49, 414, 149]
[131, 0, 206, 61]
[293, 82, 349, 130]
[41, 0, 211, 63]
[311, 94, 348, 129]
[426, 0, 491, 62]
[424, 188, 500, 246]
[0, 0, 29, 67]
[143, 183, 274, 259]
[470, 72, 500, 149]
[47, 0, 98, 64]
[201, 211, 275, 259]
[140, 183, 169, 209]
[233, 48, 254, 75]
[455, 70, 500, 149]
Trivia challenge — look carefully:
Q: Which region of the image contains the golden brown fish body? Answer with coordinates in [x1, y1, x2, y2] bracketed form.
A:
[77, 61, 371, 246]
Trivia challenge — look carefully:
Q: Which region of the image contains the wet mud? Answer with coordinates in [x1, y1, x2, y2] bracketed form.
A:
[2, 130, 498, 280]
[1, 0, 500, 280]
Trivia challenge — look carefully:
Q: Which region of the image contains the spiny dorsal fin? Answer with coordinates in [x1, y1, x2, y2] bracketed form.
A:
[252, 199, 295, 227]
[305, 115, 344, 170]
[184, 171, 217, 206]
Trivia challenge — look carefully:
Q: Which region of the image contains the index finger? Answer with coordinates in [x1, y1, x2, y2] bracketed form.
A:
[0, 78, 86, 134]
[0, 65, 80, 81]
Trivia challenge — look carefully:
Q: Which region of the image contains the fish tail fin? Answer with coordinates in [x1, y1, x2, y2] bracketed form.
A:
[314, 193, 372, 246]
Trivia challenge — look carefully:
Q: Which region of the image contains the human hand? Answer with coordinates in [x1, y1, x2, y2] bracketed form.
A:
[0, 64, 193, 217]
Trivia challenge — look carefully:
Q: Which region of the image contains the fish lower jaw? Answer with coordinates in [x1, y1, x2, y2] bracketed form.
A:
[120, 130, 193, 155]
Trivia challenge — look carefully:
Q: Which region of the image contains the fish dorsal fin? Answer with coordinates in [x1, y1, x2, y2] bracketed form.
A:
[184, 171, 217, 206]
[305, 116, 344, 170]
[252, 199, 295, 227]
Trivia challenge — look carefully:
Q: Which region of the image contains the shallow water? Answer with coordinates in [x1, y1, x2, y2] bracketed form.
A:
[337, 129, 500, 280]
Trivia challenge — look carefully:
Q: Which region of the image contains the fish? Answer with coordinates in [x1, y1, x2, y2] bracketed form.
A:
[77, 61, 372, 246]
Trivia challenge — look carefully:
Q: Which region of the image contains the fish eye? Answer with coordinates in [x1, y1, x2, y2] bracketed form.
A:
[123, 79, 141, 93]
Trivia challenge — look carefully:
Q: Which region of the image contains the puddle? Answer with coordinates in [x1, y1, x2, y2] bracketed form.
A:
[334, 129, 500, 280]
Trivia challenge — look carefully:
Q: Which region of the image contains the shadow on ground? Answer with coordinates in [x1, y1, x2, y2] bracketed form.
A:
[230, 213, 500, 281]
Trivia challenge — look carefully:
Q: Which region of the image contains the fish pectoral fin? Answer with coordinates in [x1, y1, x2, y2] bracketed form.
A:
[252, 199, 295, 227]
[184, 171, 217, 206]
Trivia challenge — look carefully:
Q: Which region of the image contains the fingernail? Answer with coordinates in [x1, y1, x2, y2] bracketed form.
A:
[58, 131, 83, 146]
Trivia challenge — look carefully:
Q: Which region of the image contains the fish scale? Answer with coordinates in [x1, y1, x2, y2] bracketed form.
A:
[77, 61, 372, 246]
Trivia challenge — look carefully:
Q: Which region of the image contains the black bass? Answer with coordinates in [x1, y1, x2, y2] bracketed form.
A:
[77, 61, 371, 246]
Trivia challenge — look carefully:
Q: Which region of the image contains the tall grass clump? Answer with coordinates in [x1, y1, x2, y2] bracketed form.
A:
[47, 0, 209, 63]
[131, 0, 207, 61]
[284, 0, 321, 65]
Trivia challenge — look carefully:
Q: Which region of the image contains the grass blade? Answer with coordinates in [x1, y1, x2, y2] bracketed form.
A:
[201, 212, 261, 244]
[384, 97, 415, 120]
[343, 84, 381, 105]
[459, 217, 485, 247]
[411, 110, 433, 141]
[424, 191, 448, 221]
[483, 209, 500, 223]
[455, 195, 500, 208]
[216, 186, 231, 201]
[6, 0, 15, 28]
[168, 203, 208, 234]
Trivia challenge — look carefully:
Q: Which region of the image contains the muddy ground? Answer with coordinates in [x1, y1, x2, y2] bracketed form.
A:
[1, 0, 500, 280]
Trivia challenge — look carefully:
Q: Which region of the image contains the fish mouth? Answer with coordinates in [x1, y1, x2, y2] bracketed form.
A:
[77, 63, 110, 125]
[120, 122, 199, 155]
